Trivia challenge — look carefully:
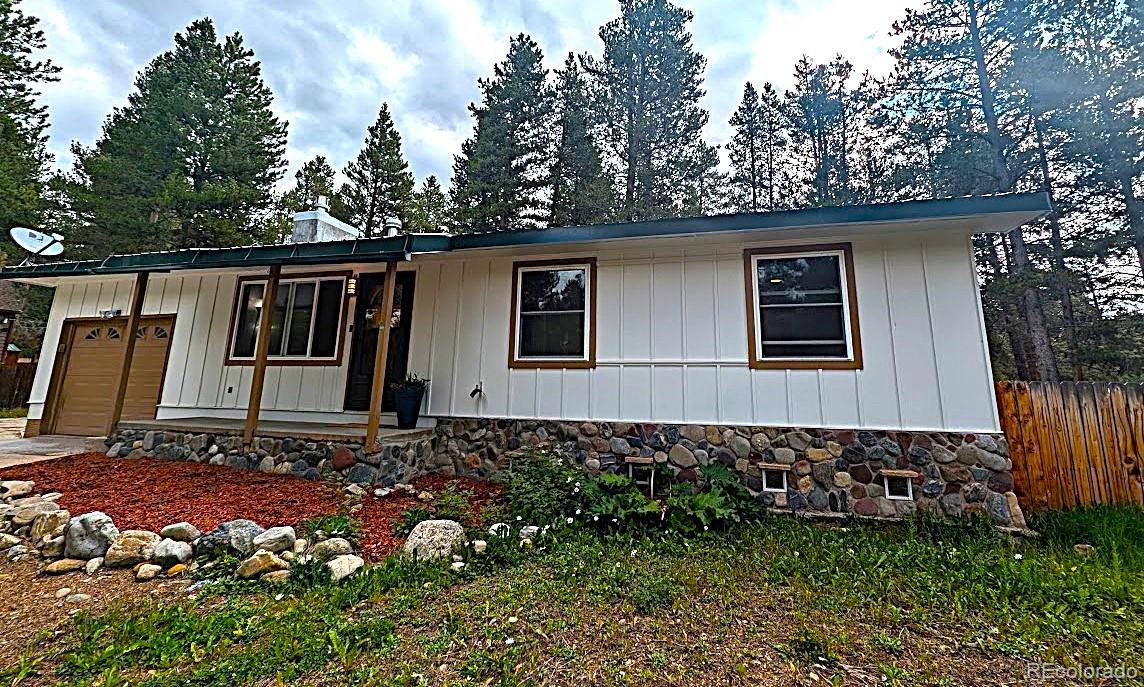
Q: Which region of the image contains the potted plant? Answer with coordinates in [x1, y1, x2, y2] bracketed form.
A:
[390, 373, 429, 429]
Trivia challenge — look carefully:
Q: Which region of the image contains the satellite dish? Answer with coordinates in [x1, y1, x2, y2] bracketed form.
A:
[9, 227, 64, 262]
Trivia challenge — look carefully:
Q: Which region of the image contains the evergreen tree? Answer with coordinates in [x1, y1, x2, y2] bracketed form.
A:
[583, 0, 717, 221]
[283, 155, 336, 214]
[549, 53, 612, 227]
[68, 18, 287, 255]
[0, 0, 58, 248]
[335, 103, 415, 237]
[407, 175, 453, 232]
[727, 81, 791, 212]
[451, 34, 553, 232]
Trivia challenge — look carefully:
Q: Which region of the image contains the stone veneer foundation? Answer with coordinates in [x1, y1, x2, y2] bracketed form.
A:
[105, 417, 1026, 529]
[431, 418, 1027, 528]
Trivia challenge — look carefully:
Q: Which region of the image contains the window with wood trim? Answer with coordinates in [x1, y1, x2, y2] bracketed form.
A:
[745, 244, 862, 370]
[227, 274, 347, 364]
[509, 259, 596, 368]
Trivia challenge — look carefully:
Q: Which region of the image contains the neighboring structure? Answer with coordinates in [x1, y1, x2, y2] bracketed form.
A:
[0, 280, 22, 366]
[0, 193, 1051, 527]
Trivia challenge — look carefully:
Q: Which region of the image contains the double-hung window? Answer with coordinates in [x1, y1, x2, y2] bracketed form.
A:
[228, 273, 347, 364]
[510, 259, 596, 368]
[745, 244, 862, 369]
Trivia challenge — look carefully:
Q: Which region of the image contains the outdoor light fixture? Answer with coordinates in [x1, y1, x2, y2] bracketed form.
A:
[769, 277, 783, 284]
[99, 308, 122, 319]
[346, 276, 357, 297]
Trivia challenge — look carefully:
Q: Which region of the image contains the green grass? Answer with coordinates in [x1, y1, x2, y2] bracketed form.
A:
[0, 406, 27, 418]
[4, 507, 1142, 686]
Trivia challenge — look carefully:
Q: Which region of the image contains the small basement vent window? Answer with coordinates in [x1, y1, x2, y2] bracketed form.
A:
[884, 474, 914, 500]
[763, 469, 787, 493]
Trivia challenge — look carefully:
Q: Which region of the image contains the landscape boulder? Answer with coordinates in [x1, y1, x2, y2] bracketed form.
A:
[159, 522, 201, 542]
[153, 538, 193, 567]
[402, 520, 465, 561]
[64, 512, 119, 560]
[236, 550, 288, 579]
[326, 554, 364, 581]
[105, 530, 161, 568]
[11, 501, 59, 527]
[44, 558, 86, 575]
[0, 480, 35, 499]
[195, 519, 264, 558]
[251, 526, 295, 554]
[310, 537, 353, 562]
[30, 509, 70, 543]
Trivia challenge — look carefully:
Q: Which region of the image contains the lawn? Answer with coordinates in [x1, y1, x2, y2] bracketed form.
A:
[3, 503, 1142, 687]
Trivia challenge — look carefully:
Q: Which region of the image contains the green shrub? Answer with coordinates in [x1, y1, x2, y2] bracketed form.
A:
[299, 514, 363, 545]
[506, 449, 591, 525]
[627, 574, 677, 614]
[432, 484, 471, 521]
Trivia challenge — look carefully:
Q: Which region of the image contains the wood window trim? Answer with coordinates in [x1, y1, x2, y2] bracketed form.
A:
[224, 270, 352, 367]
[508, 257, 597, 370]
[743, 243, 863, 371]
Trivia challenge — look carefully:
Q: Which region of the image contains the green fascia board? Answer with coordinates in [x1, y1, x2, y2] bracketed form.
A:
[450, 192, 1051, 250]
[0, 193, 1048, 280]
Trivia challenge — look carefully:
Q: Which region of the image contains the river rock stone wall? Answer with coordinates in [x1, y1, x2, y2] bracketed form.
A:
[431, 419, 1026, 528]
[103, 429, 436, 488]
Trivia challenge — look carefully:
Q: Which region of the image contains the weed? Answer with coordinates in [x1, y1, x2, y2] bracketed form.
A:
[299, 514, 363, 544]
[627, 574, 677, 614]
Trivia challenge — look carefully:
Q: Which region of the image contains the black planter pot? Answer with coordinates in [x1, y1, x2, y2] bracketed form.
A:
[393, 387, 425, 429]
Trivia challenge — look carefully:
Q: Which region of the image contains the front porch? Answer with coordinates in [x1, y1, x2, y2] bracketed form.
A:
[118, 417, 432, 445]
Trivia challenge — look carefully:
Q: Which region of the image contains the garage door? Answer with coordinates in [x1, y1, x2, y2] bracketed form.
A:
[51, 317, 174, 436]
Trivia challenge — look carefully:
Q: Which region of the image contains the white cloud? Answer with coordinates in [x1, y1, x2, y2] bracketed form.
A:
[24, 0, 917, 187]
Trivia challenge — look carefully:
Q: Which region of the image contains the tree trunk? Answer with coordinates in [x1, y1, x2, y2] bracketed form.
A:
[982, 236, 1033, 380]
[1118, 172, 1144, 281]
[967, 0, 1059, 381]
[1035, 116, 1082, 380]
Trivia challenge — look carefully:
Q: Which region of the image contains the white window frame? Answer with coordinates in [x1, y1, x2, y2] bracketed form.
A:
[762, 469, 788, 493]
[229, 275, 346, 362]
[512, 262, 593, 364]
[749, 248, 856, 363]
[884, 475, 914, 501]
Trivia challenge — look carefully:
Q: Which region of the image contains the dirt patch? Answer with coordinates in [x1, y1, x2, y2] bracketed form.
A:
[0, 453, 345, 532]
[0, 558, 189, 668]
[358, 473, 505, 561]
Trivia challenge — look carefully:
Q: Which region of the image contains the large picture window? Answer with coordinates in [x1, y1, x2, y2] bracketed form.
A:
[745, 244, 862, 370]
[227, 273, 348, 365]
[509, 259, 596, 368]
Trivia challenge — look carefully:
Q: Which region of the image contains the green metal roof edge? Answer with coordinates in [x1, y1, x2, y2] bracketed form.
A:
[0, 193, 1048, 280]
[448, 192, 1051, 250]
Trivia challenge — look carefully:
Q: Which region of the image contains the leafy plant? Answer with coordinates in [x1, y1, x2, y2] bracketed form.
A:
[433, 484, 471, 521]
[389, 372, 430, 393]
[299, 514, 363, 545]
[506, 448, 590, 525]
[627, 574, 677, 614]
[394, 507, 434, 537]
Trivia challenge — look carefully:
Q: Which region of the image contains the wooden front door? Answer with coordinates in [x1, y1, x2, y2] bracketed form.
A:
[343, 271, 416, 412]
[48, 316, 174, 436]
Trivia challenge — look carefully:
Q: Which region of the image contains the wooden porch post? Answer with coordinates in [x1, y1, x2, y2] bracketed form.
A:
[243, 264, 281, 445]
[366, 260, 399, 450]
[107, 271, 149, 434]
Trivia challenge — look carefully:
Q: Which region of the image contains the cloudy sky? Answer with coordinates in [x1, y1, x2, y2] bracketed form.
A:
[26, 0, 913, 188]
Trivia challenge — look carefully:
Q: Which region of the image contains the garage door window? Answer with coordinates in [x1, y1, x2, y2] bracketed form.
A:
[228, 275, 347, 364]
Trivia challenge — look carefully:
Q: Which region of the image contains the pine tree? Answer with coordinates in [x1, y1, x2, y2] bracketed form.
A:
[727, 82, 791, 212]
[451, 34, 553, 232]
[583, 0, 717, 221]
[407, 175, 453, 232]
[549, 53, 612, 227]
[0, 0, 58, 245]
[335, 103, 415, 237]
[282, 155, 336, 214]
[68, 18, 287, 255]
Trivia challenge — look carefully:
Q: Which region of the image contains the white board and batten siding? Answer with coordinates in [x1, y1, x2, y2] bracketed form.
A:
[26, 229, 1001, 434]
[412, 230, 1000, 434]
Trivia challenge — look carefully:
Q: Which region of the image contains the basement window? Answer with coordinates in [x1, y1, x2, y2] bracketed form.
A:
[510, 259, 596, 368]
[884, 474, 914, 501]
[228, 273, 347, 365]
[763, 469, 787, 493]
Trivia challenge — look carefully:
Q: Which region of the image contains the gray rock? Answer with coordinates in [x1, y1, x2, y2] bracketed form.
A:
[807, 488, 830, 510]
[345, 463, 378, 484]
[728, 434, 751, 460]
[402, 519, 465, 561]
[609, 436, 632, 455]
[41, 535, 65, 558]
[252, 526, 295, 554]
[311, 537, 353, 561]
[772, 447, 797, 465]
[519, 525, 540, 540]
[236, 550, 288, 579]
[326, 554, 364, 581]
[105, 530, 161, 568]
[931, 445, 956, 464]
[105, 442, 123, 458]
[668, 443, 696, 468]
[153, 538, 193, 567]
[986, 492, 1010, 524]
[85, 557, 102, 575]
[786, 431, 813, 451]
[159, 522, 201, 542]
[977, 450, 1011, 472]
[956, 443, 982, 466]
[64, 512, 119, 560]
[225, 519, 265, 555]
[0, 533, 19, 550]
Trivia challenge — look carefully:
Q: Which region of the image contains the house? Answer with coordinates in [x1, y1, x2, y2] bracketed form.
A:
[0, 193, 1050, 526]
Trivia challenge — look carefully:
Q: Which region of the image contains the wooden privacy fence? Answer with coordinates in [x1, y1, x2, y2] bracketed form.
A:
[996, 381, 1144, 511]
[0, 362, 35, 409]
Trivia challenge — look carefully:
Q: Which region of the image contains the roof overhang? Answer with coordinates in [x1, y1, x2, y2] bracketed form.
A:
[1, 192, 1049, 285]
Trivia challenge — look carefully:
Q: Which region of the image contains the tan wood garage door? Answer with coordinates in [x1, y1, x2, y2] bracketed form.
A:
[50, 316, 174, 436]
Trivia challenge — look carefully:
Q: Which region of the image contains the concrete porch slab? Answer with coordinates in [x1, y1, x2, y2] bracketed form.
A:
[117, 417, 432, 444]
[0, 432, 95, 468]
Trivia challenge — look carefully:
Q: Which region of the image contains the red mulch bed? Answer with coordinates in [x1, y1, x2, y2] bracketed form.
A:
[0, 452, 344, 533]
[358, 473, 505, 561]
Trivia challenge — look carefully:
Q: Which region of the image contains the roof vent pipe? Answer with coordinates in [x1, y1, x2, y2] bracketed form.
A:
[383, 217, 402, 238]
[314, 195, 330, 212]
